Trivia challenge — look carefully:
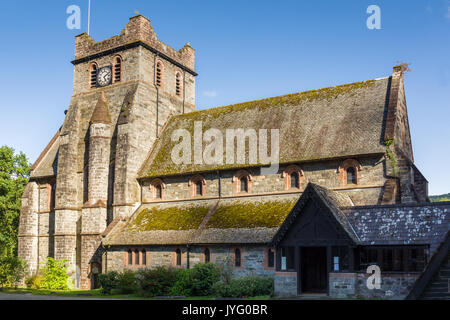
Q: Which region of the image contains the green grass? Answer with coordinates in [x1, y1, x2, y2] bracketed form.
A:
[0, 287, 270, 300]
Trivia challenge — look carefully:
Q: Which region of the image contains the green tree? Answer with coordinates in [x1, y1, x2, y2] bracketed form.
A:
[0, 145, 31, 259]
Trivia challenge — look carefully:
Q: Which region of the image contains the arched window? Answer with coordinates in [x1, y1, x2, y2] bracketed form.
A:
[338, 159, 362, 187]
[195, 181, 203, 196]
[189, 175, 206, 197]
[134, 249, 140, 265]
[240, 177, 248, 193]
[175, 72, 182, 96]
[155, 60, 163, 88]
[346, 167, 357, 185]
[113, 56, 122, 83]
[128, 249, 132, 265]
[234, 248, 241, 267]
[233, 170, 252, 194]
[282, 165, 304, 191]
[176, 249, 182, 266]
[155, 185, 162, 199]
[204, 248, 210, 263]
[290, 172, 299, 189]
[141, 249, 147, 266]
[90, 63, 98, 88]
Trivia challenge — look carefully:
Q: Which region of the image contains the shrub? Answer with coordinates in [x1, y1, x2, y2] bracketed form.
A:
[98, 271, 119, 295]
[212, 276, 274, 298]
[189, 262, 221, 296]
[0, 256, 28, 288]
[116, 269, 137, 294]
[170, 268, 192, 296]
[25, 273, 43, 289]
[40, 258, 70, 290]
[135, 266, 179, 297]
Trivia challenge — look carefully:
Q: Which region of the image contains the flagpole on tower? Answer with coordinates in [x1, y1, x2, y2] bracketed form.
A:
[87, 0, 91, 35]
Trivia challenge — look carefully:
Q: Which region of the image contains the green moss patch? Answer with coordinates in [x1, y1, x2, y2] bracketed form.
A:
[129, 204, 211, 231]
[206, 200, 296, 229]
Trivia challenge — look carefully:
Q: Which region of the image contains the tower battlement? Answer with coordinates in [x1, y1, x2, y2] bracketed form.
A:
[74, 15, 195, 71]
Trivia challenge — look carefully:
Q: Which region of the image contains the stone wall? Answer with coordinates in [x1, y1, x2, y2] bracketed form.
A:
[141, 156, 387, 206]
[274, 272, 297, 297]
[329, 272, 419, 300]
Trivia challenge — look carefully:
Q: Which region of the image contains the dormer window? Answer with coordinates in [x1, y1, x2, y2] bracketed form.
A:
[155, 60, 164, 88]
[282, 165, 304, 191]
[90, 63, 98, 88]
[113, 56, 122, 83]
[175, 72, 182, 96]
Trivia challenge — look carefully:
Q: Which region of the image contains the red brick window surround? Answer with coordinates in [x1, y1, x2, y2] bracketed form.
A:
[175, 72, 183, 96]
[282, 165, 305, 191]
[233, 170, 252, 195]
[155, 60, 164, 88]
[338, 159, 362, 187]
[150, 178, 165, 200]
[189, 174, 206, 197]
[263, 248, 276, 270]
[90, 62, 98, 88]
[124, 248, 148, 267]
[113, 55, 122, 83]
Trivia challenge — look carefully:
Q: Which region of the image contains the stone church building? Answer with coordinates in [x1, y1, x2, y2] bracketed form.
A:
[18, 15, 449, 299]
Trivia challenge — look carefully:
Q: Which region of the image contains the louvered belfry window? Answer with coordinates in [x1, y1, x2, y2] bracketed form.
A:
[114, 57, 121, 82]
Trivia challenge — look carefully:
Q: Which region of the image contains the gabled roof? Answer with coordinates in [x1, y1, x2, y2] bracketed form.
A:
[271, 183, 360, 246]
[30, 129, 61, 178]
[138, 77, 390, 178]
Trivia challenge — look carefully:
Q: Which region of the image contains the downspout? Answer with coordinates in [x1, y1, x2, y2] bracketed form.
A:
[217, 170, 222, 199]
[186, 245, 190, 269]
[182, 70, 186, 114]
[153, 53, 160, 137]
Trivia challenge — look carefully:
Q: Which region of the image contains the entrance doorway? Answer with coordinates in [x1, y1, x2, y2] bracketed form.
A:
[301, 247, 327, 293]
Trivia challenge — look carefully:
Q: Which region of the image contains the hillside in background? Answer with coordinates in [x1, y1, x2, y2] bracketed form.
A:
[429, 193, 450, 202]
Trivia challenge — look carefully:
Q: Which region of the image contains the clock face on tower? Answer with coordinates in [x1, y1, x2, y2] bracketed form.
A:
[96, 66, 112, 87]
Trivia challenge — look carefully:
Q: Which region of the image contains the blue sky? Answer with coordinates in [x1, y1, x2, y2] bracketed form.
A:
[0, 0, 448, 195]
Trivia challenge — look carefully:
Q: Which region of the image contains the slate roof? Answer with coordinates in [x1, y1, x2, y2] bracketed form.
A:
[30, 129, 60, 178]
[342, 202, 450, 254]
[138, 77, 389, 178]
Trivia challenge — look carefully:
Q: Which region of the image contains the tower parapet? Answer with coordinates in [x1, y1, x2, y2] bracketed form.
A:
[74, 15, 195, 72]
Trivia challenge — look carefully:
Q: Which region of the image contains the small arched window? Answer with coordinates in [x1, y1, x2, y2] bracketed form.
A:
[233, 170, 252, 194]
[155, 185, 162, 199]
[113, 56, 122, 83]
[150, 178, 165, 200]
[175, 72, 182, 96]
[338, 159, 362, 187]
[156, 61, 163, 88]
[240, 177, 248, 193]
[90, 63, 98, 88]
[189, 175, 206, 197]
[290, 172, 299, 189]
[346, 167, 357, 185]
[235, 248, 241, 267]
[195, 181, 203, 196]
[176, 248, 182, 266]
[128, 249, 132, 265]
[141, 249, 147, 266]
[204, 248, 210, 263]
[134, 249, 140, 265]
[283, 165, 304, 191]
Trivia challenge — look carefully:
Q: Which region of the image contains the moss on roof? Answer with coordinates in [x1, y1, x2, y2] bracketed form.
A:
[128, 204, 211, 231]
[205, 199, 297, 229]
[139, 77, 388, 178]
